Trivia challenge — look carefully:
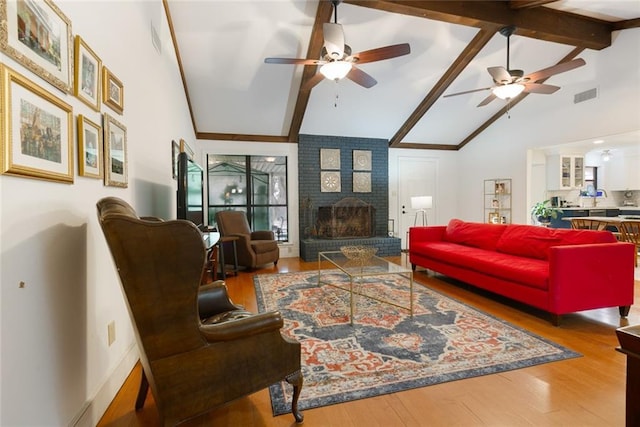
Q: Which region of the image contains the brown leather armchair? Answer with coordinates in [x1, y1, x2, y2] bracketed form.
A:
[215, 210, 280, 269]
[96, 197, 302, 426]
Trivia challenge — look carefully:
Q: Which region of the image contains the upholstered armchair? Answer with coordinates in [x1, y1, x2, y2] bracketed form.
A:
[215, 210, 280, 269]
[96, 197, 302, 426]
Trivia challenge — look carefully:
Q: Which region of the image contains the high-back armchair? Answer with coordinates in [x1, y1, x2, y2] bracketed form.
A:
[96, 197, 302, 426]
[215, 210, 280, 269]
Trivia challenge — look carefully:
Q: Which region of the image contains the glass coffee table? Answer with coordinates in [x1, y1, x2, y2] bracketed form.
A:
[318, 251, 413, 325]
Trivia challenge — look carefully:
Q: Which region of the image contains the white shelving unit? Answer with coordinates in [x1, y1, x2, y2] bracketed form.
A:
[484, 178, 512, 224]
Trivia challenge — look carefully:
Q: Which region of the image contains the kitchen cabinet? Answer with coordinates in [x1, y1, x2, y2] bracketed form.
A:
[547, 155, 584, 190]
[604, 153, 640, 191]
[550, 209, 589, 229]
[484, 178, 511, 224]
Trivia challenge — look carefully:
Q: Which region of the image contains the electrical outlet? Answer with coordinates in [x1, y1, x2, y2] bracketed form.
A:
[107, 321, 116, 346]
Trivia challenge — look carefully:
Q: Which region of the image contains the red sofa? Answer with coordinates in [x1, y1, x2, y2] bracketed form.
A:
[409, 219, 635, 325]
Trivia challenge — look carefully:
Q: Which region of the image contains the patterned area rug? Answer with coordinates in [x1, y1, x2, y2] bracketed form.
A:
[254, 270, 580, 416]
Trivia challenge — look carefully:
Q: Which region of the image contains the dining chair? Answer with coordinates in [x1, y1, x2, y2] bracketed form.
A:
[96, 197, 303, 426]
[620, 221, 640, 267]
[570, 218, 609, 230]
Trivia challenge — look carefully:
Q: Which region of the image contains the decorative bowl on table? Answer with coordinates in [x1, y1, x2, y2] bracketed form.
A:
[340, 245, 378, 262]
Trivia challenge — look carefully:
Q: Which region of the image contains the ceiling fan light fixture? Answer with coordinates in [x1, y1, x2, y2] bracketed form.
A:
[493, 83, 525, 100]
[320, 61, 352, 81]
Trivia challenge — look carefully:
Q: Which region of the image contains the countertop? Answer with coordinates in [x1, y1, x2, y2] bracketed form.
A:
[560, 206, 639, 211]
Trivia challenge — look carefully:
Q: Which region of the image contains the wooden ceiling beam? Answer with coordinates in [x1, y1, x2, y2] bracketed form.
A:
[509, 0, 558, 10]
[388, 28, 496, 147]
[196, 133, 290, 143]
[345, 1, 612, 50]
[456, 46, 586, 150]
[286, 1, 334, 143]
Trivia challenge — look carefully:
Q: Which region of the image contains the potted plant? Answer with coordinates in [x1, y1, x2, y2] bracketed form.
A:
[531, 200, 562, 225]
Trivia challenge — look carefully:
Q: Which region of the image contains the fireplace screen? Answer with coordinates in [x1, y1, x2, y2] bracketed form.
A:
[316, 197, 375, 239]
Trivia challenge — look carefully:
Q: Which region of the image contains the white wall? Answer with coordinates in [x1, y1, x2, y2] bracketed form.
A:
[0, 1, 194, 425]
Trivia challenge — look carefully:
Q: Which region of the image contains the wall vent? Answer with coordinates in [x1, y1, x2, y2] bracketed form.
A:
[574, 87, 598, 104]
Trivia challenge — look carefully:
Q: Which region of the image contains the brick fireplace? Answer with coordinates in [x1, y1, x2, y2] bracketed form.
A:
[297, 134, 401, 261]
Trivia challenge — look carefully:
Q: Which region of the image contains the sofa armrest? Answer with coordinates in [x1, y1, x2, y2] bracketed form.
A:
[409, 226, 446, 248]
[548, 242, 635, 314]
[251, 230, 275, 240]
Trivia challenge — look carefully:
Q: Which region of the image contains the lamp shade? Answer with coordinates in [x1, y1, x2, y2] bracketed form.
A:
[492, 83, 525, 100]
[411, 196, 433, 209]
[320, 61, 352, 80]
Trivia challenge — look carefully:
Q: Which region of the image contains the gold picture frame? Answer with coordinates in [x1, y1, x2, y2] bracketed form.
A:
[488, 212, 500, 224]
[103, 113, 127, 187]
[102, 67, 124, 114]
[0, 0, 73, 93]
[77, 114, 103, 179]
[0, 64, 73, 183]
[74, 35, 101, 111]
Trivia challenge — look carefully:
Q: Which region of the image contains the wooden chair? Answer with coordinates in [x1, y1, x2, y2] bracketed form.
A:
[570, 218, 609, 230]
[96, 197, 303, 426]
[620, 221, 640, 267]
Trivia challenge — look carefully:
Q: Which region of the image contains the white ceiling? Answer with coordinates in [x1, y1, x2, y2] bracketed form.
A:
[165, 0, 640, 149]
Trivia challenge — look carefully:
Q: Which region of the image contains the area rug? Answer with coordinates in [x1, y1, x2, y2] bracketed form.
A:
[254, 270, 580, 416]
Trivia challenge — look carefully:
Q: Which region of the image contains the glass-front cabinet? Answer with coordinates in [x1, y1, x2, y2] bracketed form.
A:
[547, 155, 584, 189]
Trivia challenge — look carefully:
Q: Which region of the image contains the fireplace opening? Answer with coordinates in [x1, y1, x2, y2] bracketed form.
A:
[315, 197, 376, 239]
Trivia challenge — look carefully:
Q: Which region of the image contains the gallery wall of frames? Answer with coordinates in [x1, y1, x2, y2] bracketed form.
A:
[0, 0, 127, 187]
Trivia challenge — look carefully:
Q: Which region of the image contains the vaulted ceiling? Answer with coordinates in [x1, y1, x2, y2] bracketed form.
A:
[164, 0, 640, 150]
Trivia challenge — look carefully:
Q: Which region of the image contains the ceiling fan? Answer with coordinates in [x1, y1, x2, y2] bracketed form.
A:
[443, 26, 586, 107]
[264, 0, 410, 91]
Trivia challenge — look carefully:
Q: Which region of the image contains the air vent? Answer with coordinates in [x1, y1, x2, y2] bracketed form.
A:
[574, 88, 598, 104]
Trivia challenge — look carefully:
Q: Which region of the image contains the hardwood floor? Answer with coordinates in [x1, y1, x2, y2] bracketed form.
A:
[97, 255, 639, 426]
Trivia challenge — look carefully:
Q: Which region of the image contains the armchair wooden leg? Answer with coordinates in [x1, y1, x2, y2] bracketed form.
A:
[620, 305, 631, 317]
[286, 370, 304, 423]
[135, 370, 149, 410]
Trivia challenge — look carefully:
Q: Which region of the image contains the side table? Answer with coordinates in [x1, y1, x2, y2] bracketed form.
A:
[616, 324, 640, 426]
[217, 236, 239, 279]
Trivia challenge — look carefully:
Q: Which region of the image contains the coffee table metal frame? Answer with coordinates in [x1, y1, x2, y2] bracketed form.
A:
[317, 251, 413, 325]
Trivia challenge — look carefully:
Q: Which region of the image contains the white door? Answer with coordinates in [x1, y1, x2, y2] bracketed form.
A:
[397, 157, 437, 250]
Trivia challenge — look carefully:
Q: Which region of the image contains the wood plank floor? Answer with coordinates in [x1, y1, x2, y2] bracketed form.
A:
[97, 255, 639, 426]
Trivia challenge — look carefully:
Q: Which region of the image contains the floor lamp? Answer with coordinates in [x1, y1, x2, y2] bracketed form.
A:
[411, 196, 432, 226]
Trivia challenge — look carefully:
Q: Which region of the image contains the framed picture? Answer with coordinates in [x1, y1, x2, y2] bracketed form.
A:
[320, 171, 341, 192]
[103, 113, 127, 187]
[171, 140, 180, 179]
[491, 199, 499, 208]
[488, 212, 500, 224]
[0, 0, 73, 93]
[353, 150, 371, 171]
[77, 114, 103, 179]
[353, 172, 371, 192]
[74, 35, 101, 111]
[102, 67, 124, 114]
[0, 64, 73, 183]
[320, 148, 340, 170]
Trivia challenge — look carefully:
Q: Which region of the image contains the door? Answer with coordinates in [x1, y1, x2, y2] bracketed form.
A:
[397, 157, 437, 250]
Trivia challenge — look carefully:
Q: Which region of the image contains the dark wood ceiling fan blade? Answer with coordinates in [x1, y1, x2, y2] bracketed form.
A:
[443, 86, 492, 98]
[488, 66, 512, 84]
[346, 66, 377, 88]
[523, 82, 560, 94]
[523, 58, 586, 82]
[352, 43, 411, 64]
[477, 92, 497, 107]
[301, 72, 326, 92]
[264, 58, 321, 65]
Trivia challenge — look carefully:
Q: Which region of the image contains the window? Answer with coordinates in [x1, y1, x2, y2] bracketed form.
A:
[207, 155, 288, 242]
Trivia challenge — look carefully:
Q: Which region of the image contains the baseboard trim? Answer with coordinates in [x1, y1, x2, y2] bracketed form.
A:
[71, 343, 139, 427]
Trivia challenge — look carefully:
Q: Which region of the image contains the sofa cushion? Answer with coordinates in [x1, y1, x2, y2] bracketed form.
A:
[443, 218, 507, 251]
[414, 241, 548, 289]
[496, 225, 617, 260]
